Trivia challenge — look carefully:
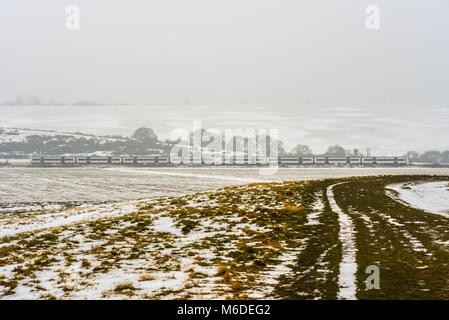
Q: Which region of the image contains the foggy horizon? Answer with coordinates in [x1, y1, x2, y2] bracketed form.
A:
[1, 0, 449, 154]
[3, 1, 449, 304]
[1, 0, 448, 105]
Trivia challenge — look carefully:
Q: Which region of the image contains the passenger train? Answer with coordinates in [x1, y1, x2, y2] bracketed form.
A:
[31, 155, 408, 166]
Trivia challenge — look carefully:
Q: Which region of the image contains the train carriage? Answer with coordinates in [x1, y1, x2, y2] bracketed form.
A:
[375, 157, 395, 165]
[135, 157, 156, 165]
[314, 157, 327, 165]
[42, 156, 63, 164]
[396, 157, 407, 165]
[349, 157, 362, 164]
[89, 157, 109, 164]
[246, 156, 257, 165]
[110, 157, 122, 164]
[362, 157, 374, 165]
[327, 157, 347, 165]
[280, 157, 300, 165]
[266, 157, 279, 165]
[62, 156, 76, 164]
[76, 156, 89, 164]
[199, 153, 223, 165]
[255, 157, 268, 165]
[234, 157, 246, 165]
[301, 157, 314, 165]
[157, 157, 169, 164]
[29, 154, 408, 167]
[122, 156, 136, 165]
[31, 156, 42, 164]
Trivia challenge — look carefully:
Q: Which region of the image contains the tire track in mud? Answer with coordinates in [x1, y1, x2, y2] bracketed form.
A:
[326, 182, 357, 300]
[272, 185, 341, 300]
[332, 176, 449, 299]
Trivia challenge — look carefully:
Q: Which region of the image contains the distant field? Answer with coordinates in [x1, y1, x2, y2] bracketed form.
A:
[2, 167, 449, 203]
[0, 175, 449, 299]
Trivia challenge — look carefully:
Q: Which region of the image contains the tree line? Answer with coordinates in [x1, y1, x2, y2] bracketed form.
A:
[2, 127, 448, 163]
[406, 150, 449, 164]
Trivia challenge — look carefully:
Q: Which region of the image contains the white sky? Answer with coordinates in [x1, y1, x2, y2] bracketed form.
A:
[0, 0, 448, 153]
[1, 0, 448, 105]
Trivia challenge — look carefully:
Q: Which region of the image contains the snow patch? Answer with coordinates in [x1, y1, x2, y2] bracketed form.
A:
[306, 192, 324, 225]
[377, 212, 429, 255]
[387, 181, 449, 217]
[104, 168, 264, 183]
[0, 200, 144, 238]
[327, 183, 357, 300]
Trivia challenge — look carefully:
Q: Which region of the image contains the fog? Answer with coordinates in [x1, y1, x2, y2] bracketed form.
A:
[1, 0, 449, 153]
[1, 0, 448, 105]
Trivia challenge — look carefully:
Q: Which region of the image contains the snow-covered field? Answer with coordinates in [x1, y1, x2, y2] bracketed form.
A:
[1, 104, 449, 155]
[0, 127, 126, 144]
[2, 167, 449, 203]
[1, 173, 449, 299]
[0, 199, 146, 239]
[0, 182, 314, 299]
[387, 181, 449, 217]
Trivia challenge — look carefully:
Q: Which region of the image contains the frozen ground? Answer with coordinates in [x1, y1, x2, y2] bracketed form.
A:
[1, 175, 449, 299]
[0, 199, 147, 238]
[0, 181, 317, 299]
[327, 183, 357, 300]
[387, 181, 449, 217]
[0, 127, 126, 144]
[2, 167, 449, 203]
